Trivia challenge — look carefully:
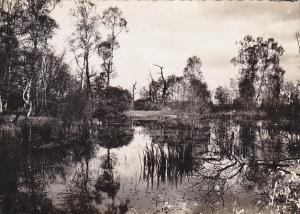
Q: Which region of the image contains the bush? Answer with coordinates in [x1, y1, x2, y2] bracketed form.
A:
[134, 99, 162, 111]
[94, 86, 132, 118]
[59, 88, 88, 122]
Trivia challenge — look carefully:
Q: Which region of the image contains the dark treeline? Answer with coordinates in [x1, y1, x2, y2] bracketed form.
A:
[0, 0, 131, 123]
[136, 35, 300, 118]
[1, 0, 300, 123]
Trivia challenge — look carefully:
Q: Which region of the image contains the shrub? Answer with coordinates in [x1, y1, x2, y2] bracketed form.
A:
[94, 86, 132, 118]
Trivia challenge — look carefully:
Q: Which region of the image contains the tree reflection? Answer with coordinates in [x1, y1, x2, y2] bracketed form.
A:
[95, 150, 120, 201]
[63, 122, 132, 214]
[93, 122, 133, 213]
[92, 120, 133, 149]
[143, 143, 194, 188]
[0, 120, 133, 214]
[141, 119, 300, 212]
[195, 120, 300, 212]
[63, 157, 97, 214]
[0, 121, 68, 214]
[141, 120, 210, 188]
[93, 149, 131, 214]
[1, 118, 300, 213]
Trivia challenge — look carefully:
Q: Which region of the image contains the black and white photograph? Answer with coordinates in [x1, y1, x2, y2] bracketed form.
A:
[0, 0, 300, 213]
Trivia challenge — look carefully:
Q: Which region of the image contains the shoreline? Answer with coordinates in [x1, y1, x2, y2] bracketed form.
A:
[125, 110, 268, 121]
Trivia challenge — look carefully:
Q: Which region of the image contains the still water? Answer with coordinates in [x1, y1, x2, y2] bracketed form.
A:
[0, 119, 300, 213]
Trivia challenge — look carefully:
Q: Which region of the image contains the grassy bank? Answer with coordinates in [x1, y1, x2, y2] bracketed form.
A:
[125, 110, 267, 122]
[125, 110, 177, 121]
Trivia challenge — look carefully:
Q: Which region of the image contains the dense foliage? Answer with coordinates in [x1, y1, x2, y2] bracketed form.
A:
[0, 0, 131, 122]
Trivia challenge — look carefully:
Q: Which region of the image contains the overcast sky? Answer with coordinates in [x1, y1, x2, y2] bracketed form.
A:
[50, 1, 300, 92]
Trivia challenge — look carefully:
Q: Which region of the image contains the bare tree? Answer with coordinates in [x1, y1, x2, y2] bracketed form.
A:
[153, 64, 168, 101]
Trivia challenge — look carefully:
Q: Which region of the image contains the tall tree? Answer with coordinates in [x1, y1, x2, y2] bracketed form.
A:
[0, 0, 24, 113]
[238, 71, 256, 110]
[262, 67, 285, 111]
[183, 56, 202, 80]
[182, 56, 209, 101]
[37, 50, 75, 116]
[189, 78, 211, 104]
[256, 38, 285, 104]
[99, 6, 127, 86]
[231, 36, 258, 109]
[69, 0, 100, 94]
[181, 56, 211, 112]
[214, 86, 230, 106]
[10, 0, 60, 118]
[232, 36, 285, 110]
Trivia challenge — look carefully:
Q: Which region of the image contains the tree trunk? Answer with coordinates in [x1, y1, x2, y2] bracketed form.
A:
[0, 94, 3, 113]
[106, 60, 111, 87]
[81, 70, 85, 90]
[107, 30, 115, 87]
[27, 102, 33, 118]
[23, 80, 32, 118]
[132, 82, 136, 109]
[85, 52, 91, 94]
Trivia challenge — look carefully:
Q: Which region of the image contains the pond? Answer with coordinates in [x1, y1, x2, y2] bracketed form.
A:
[0, 118, 300, 213]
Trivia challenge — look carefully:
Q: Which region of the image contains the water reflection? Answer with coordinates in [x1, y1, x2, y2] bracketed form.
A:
[139, 119, 300, 213]
[61, 121, 133, 214]
[0, 119, 299, 213]
[143, 142, 194, 188]
[0, 121, 68, 214]
[140, 120, 210, 189]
